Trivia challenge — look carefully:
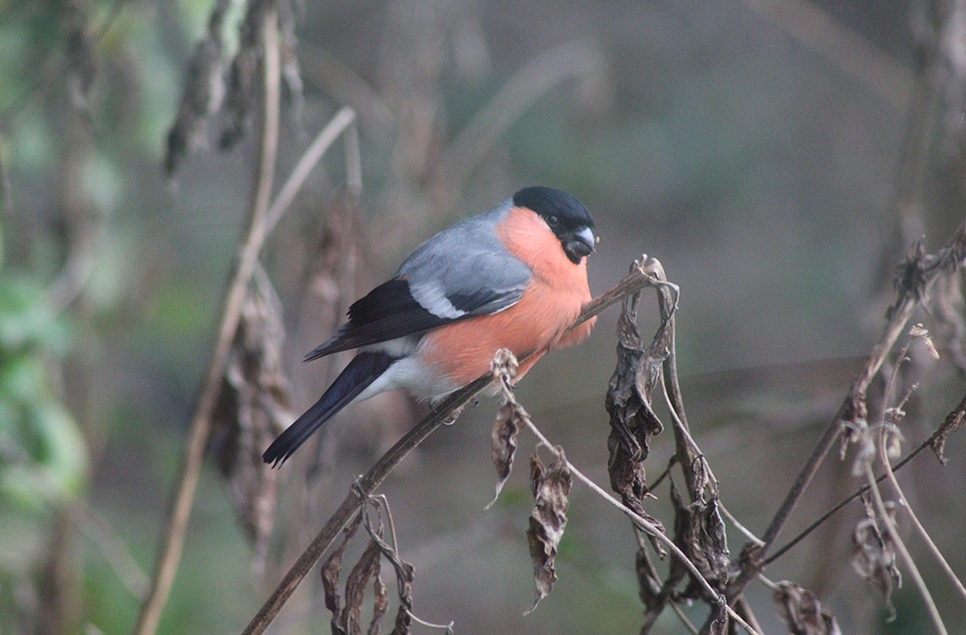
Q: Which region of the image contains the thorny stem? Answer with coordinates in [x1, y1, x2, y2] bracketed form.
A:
[133, 12, 281, 635]
[241, 258, 664, 635]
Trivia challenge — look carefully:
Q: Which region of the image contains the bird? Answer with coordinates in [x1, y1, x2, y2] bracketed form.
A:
[263, 186, 597, 466]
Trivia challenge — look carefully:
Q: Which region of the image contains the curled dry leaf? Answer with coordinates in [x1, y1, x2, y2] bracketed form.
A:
[773, 581, 842, 635]
[389, 557, 415, 635]
[852, 496, 901, 619]
[604, 285, 666, 520]
[486, 402, 521, 510]
[323, 499, 424, 635]
[846, 418, 875, 477]
[669, 481, 730, 599]
[707, 597, 728, 635]
[839, 391, 870, 454]
[525, 447, 572, 614]
[210, 279, 292, 569]
[321, 513, 364, 634]
[908, 323, 941, 360]
[342, 540, 384, 635]
[370, 573, 390, 635]
[164, 0, 231, 175]
[635, 546, 664, 619]
[219, 26, 260, 148]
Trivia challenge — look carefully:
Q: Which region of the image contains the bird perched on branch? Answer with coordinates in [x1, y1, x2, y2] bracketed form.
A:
[263, 186, 597, 466]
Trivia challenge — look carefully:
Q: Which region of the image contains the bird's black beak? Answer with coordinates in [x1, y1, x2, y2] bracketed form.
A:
[563, 226, 595, 263]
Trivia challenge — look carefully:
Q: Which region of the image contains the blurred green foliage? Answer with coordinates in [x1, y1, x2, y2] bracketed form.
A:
[0, 275, 85, 508]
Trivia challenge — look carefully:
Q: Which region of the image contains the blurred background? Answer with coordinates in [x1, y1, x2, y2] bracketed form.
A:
[2, 0, 966, 633]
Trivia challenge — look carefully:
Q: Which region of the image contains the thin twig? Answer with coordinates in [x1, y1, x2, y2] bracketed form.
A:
[739, 0, 913, 110]
[262, 106, 357, 236]
[864, 460, 947, 635]
[501, 370, 761, 635]
[241, 260, 663, 635]
[764, 415, 955, 565]
[719, 502, 764, 547]
[132, 12, 282, 635]
[881, 456, 966, 600]
[722, 218, 966, 610]
[669, 602, 700, 635]
[67, 499, 148, 599]
[879, 431, 966, 601]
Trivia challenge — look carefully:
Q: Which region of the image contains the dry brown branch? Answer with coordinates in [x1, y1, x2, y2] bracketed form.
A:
[262, 106, 358, 237]
[489, 352, 762, 635]
[765, 390, 966, 566]
[864, 458, 946, 634]
[132, 11, 282, 635]
[240, 257, 666, 635]
[715, 219, 966, 625]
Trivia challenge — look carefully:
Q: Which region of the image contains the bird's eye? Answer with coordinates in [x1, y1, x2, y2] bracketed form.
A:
[547, 215, 559, 226]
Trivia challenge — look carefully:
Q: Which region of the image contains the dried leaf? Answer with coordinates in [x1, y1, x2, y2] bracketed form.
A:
[525, 447, 572, 614]
[773, 581, 842, 635]
[322, 513, 364, 635]
[342, 540, 384, 635]
[931, 389, 966, 464]
[210, 277, 292, 570]
[707, 598, 728, 635]
[164, 0, 230, 174]
[219, 0, 301, 149]
[852, 496, 901, 618]
[219, 41, 260, 150]
[838, 392, 869, 458]
[360, 498, 419, 635]
[368, 573, 389, 635]
[635, 546, 664, 616]
[389, 558, 415, 635]
[485, 403, 521, 510]
[604, 284, 666, 519]
[669, 481, 730, 599]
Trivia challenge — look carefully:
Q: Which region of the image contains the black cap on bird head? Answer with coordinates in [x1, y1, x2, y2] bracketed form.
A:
[512, 186, 596, 264]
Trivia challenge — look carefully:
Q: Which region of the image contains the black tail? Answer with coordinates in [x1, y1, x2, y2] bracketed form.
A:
[263, 352, 395, 466]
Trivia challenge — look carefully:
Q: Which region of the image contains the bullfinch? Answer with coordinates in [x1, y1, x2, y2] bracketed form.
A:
[263, 186, 597, 466]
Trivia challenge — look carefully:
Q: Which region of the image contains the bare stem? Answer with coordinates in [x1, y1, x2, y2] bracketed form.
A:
[132, 12, 281, 635]
[879, 434, 966, 601]
[503, 373, 760, 635]
[765, 413, 957, 565]
[722, 218, 966, 609]
[262, 106, 357, 236]
[864, 460, 947, 635]
[240, 260, 662, 635]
